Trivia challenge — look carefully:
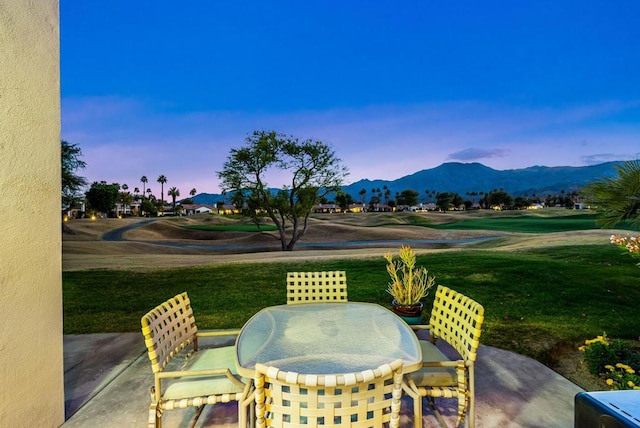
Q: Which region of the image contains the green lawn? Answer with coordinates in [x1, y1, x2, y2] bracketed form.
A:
[63, 243, 640, 365]
[427, 212, 635, 233]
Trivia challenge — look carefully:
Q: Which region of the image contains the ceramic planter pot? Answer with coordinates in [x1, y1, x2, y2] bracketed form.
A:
[391, 300, 423, 324]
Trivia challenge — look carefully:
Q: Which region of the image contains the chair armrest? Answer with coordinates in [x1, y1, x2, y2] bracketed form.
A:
[421, 360, 465, 368]
[196, 329, 241, 337]
[411, 324, 439, 343]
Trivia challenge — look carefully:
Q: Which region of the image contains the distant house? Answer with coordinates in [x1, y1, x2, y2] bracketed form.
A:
[219, 204, 240, 215]
[347, 203, 366, 213]
[314, 204, 340, 213]
[181, 204, 215, 215]
[369, 203, 394, 212]
[115, 200, 140, 216]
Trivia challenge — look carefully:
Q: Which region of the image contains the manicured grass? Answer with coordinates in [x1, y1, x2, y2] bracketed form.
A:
[429, 213, 597, 233]
[182, 224, 278, 232]
[428, 212, 640, 233]
[63, 244, 640, 364]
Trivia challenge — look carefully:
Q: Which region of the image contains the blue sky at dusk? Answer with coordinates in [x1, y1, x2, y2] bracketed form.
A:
[61, 1, 640, 197]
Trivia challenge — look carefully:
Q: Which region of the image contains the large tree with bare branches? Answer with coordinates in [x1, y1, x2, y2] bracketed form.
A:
[218, 130, 348, 251]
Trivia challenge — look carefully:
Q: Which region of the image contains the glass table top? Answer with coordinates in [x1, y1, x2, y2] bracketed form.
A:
[235, 302, 422, 376]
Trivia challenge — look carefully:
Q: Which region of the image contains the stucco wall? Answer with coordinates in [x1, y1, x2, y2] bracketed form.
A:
[0, 1, 64, 426]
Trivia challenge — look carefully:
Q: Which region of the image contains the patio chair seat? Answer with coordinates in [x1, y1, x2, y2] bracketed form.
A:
[408, 341, 457, 387]
[163, 346, 246, 400]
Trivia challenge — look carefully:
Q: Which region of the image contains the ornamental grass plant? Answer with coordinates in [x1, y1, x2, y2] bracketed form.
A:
[384, 245, 436, 305]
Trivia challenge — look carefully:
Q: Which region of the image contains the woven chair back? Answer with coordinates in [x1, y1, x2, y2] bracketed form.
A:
[254, 359, 403, 428]
[141, 292, 198, 373]
[429, 285, 485, 362]
[286, 271, 348, 304]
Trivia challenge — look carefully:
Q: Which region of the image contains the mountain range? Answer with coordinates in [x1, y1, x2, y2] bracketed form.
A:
[189, 161, 621, 205]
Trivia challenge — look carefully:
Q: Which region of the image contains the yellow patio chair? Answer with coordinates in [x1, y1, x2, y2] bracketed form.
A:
[403, 285, 484, 428]
[254, 359, 404, 428]
[141, 292, 252, 428]
[286, 271, 348, 304]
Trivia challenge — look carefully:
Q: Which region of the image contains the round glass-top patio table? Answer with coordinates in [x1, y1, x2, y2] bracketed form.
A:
[235, 302, 422, 377]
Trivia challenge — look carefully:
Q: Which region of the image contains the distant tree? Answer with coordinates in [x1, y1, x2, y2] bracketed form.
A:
[230, 190, 245, 211]
[157, 175, 167, 204]
[190, 188, 197, 197]
[61, 140, 88, 207]
[513, 196, 530, 210]
[140, 176, 148, 198]
[486, 189, 513, 209]
[168, 187, 180, 215]
[383, 186, 391, 204]
[435, 192, 454, 211]
[359, 188, 367, 205]
[451, 193, 464, 209]
[336, 192, 354, 212]
[396, 189, 419, 206]
[585, 160, 640, 227]
[118, 184, 132, 216]
[85, 181, 119, 215]
[218, 130, 348, 251]
[140, 198, 157, 217]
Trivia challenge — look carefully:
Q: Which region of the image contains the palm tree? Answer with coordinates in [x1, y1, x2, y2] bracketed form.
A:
[585, 160, 640, 228]
[157, 175, 167, 205]
[168, 187, 180, 215]
[190, 188, 197, 198]
[359, 188, 366, 206]
[140, 176, 148, 198]
[119, 184, 129, 216]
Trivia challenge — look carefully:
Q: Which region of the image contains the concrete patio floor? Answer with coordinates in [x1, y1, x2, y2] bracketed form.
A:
[62, 331, 584, 428]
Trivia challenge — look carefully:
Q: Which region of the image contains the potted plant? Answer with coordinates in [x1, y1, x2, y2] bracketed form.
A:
[384, 245, 436, 324]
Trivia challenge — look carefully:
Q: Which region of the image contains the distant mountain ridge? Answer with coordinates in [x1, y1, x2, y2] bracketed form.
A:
[189, 161, 621, 205]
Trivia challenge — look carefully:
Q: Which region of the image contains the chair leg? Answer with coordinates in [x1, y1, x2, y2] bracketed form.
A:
[427, 397, 450, 428]
[455, 393, 466, 428]
[401, 380, 423, 428]
[188, 405, 206, 428]
[467, 364, 475, 428]
[413, 396, 423, 428]
[148, 402, 160, 428]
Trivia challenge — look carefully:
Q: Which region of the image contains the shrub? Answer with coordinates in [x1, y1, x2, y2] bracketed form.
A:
[579, 333, 640, 390]
[603, 363, 640, 390]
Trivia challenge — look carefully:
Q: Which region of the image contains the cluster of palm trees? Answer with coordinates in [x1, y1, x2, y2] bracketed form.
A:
[118, 175, 198, 216]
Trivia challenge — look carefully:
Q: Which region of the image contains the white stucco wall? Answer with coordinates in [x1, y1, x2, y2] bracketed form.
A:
[0, 1, 64, 426]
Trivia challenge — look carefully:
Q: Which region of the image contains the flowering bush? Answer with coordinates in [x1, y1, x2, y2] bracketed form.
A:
[604, 363, 640, 390]
[579, 333, 640, 390]
[384, 245, 435, 305]
[610, 234, 640, 267]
